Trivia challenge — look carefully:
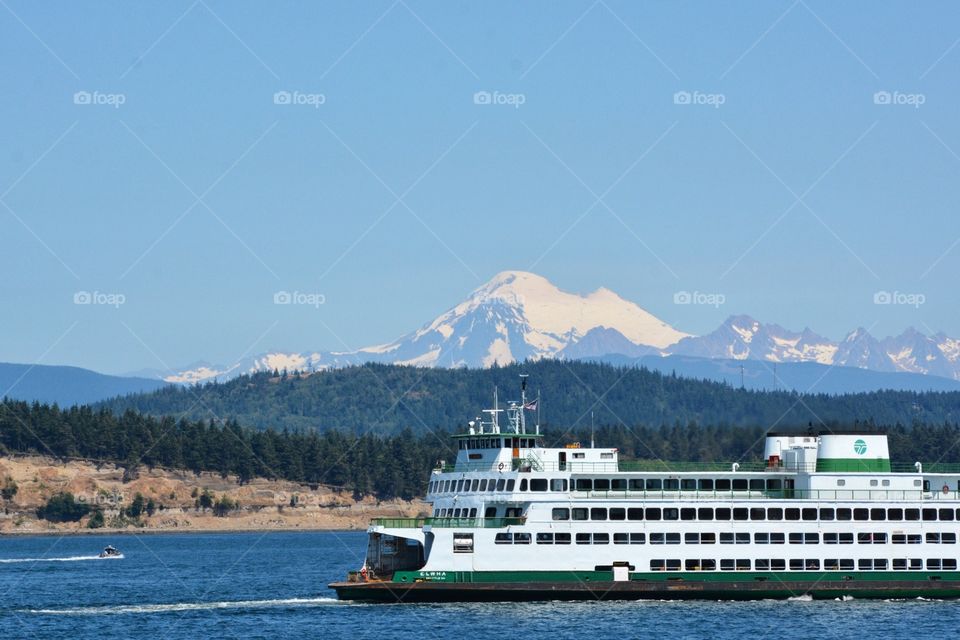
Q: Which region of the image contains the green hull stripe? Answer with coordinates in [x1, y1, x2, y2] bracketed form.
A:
[816, 458, 891, 472]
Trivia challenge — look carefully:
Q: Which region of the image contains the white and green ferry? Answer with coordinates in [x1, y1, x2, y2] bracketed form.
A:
[331, 378, 960, 601]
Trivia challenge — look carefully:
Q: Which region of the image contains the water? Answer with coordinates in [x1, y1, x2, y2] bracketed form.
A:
[1, 531, 958, 639]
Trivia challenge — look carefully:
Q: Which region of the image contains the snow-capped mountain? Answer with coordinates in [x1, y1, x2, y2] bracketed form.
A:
[141, 272, 960, 386]
[668, 315, 960, 380]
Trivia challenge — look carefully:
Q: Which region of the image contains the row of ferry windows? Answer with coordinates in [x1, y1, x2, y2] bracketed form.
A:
[650, 559, 958, 571]
[550, 506, 960, 522]
[492, 532, 959, 545]
[429, 478, 517, 494]
[457, 438, 539, 450]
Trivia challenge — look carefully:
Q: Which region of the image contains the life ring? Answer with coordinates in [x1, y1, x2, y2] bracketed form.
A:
[498, 462, 504, 472]
[943, 484, 950, 495]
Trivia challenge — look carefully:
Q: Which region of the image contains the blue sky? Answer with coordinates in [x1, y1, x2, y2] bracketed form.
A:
[2, 1, 960, 374]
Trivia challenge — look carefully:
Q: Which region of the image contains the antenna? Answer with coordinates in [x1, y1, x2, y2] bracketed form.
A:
[590, 411, 595, 449]
[740, 364, 744, 389]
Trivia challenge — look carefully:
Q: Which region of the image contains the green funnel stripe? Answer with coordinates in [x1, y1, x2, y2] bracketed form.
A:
[816, 458, 891, 472]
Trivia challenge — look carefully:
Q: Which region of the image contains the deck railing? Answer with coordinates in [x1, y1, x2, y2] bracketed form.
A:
[435, 460, 960, 474]
[371, 516, 525, 529]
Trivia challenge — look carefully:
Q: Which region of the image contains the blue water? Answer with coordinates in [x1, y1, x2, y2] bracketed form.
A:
[1, 531, 958, 639]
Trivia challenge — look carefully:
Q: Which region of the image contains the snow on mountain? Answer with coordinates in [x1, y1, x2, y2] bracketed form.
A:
[668, 315, 837, 364]
[145, 273, 960, 385]
[356, 271, 689, 368]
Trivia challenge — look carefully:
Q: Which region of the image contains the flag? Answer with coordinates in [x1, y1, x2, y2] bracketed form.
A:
[523, 399, 538, 411]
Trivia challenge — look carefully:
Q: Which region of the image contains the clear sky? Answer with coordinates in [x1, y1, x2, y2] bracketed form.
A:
[2, 1, 960, 374]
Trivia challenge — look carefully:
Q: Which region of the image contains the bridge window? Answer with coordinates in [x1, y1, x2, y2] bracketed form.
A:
[479, 479, 487, 491]
[529, 479, 547, 492]
[519, 479, 528, 491]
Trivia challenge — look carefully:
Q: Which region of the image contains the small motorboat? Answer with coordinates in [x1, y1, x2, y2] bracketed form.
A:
[98, 545, 121, 558]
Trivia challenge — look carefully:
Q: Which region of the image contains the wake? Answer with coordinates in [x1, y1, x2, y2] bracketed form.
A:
[22, 597, 342, 615]
[0, 554, 122, 564]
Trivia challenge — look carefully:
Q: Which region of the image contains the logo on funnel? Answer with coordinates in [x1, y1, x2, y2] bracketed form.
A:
[853, 439, 867, 455]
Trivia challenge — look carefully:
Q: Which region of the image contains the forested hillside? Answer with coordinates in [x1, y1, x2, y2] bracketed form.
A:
[102, 361, 960, 434]
[3, 399, 960, 499]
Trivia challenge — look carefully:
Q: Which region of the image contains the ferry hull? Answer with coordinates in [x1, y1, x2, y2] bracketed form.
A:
[330, 574, 960, 602]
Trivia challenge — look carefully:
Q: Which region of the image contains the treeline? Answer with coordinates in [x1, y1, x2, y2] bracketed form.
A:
[0, 400, 448, 500]
[5, 399, 960, 500]
[101, 361, 960, 434]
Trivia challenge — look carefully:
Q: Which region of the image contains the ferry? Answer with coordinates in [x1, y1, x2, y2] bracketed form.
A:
[330, 377, 960, 601]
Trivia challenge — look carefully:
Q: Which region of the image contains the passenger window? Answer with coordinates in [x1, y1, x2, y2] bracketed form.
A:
[663, 508, 679, 521]
[572, 508, 588, 521]
[681, 508, 696, 521]
[506, 480, 515, 491]
[627, 508, 644, 521]
[749, 508, 765, 520]
[611, 479, 626, 491]
[646, 478, 662, 491]
[836, 508, 852, 521]
[785, 508, 800, 521]
[590, 508, 607, 521]
[479, 479, 488, 492]
[767, 508, 783, 520]
[870, 508, 886, 521]
[552, 508, 570, 521]
[681, 479, 697, 491]
[519, 479, 528, 491]
[733, 508, 748, 521]
[609, 508, 626, 521]
[529, 478, 547, 492]
[698, 508, 714, 520]
[628, 479, 644, 491]
[698, 479, 714, 491]
[820, 508, 834, 521]
[714, 508, 731, 520]
[732, 479, 748, 491]
[555, 533, 571, 545]
[715, 479, 731, 491]
[494, 533, 512, 544]
[594, 479, 610, 491]
[496, 479, 505, 491]
[853, 508, 869, 521]
[593, 533, 609, 545]
[663, 479, 679, 491]
[576, 479, 592, 491]
[514, 533, 531, 544]
[536, 533, 554, 545]
[646, 508, 662, 520]
[749, 479, 765, 491]
[550, 479, 566, 492]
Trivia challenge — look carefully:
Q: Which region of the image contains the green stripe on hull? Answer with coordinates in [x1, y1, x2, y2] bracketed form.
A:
[816, 458, 891, 472]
